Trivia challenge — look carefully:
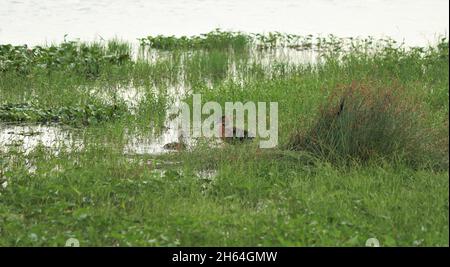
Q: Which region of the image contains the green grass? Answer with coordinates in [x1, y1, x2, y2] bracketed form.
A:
[287, 81, 448, 170]
[0, 32, 448, 246]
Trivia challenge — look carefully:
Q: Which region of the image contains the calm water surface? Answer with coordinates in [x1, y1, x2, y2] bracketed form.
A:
[0, 0, 448, 46]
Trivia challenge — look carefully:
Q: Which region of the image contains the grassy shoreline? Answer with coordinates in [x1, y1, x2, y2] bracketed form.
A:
[0, 31, 448, 246]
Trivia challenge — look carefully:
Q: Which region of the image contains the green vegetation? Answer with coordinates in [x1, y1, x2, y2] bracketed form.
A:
[0, 40, 131, 77]
[139, 29, 251, 51]
[0, 102, 126, 126]
[288, 81, 447, 170]
[0, 30, 448, 246]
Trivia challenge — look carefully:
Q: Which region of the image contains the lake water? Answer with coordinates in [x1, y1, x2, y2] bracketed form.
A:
[0, 0, 448, 46]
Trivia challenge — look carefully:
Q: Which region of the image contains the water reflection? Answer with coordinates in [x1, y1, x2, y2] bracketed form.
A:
[0, 124, 83, 154]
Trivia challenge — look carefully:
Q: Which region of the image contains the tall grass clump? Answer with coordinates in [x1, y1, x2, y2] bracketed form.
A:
[288, 81, 448, 169]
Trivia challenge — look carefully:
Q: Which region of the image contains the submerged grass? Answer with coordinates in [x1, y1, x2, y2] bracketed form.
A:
[0, 31, 448, 246]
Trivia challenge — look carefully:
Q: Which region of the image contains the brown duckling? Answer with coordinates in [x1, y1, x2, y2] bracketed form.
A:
[163, 132, 186, 151]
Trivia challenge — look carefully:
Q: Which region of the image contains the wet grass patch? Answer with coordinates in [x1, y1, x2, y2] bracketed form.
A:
[0, 31, 448, 246]
[0, 102, 127, 126]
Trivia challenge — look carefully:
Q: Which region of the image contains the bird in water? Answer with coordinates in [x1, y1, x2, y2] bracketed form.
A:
[163, 132, 186, 151]
[218, 115, 254, 144]
[163, 116, 254, 150]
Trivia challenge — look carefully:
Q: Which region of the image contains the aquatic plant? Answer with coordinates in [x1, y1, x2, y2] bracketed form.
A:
[139, 29, 251, 52]
[0, 102, 126, 125]
[0, 40, 132, 77]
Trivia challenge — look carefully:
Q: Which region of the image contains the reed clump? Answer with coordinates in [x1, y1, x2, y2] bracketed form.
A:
[288, 81, 447, 169]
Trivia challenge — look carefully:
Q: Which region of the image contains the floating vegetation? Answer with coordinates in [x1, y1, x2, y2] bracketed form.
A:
[0, 39, 132, 77]
[139, 30, 448, 54]
[0, 102, 127, 125]
[139, 29, 251, 51]
[139, 29, 317, 51]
